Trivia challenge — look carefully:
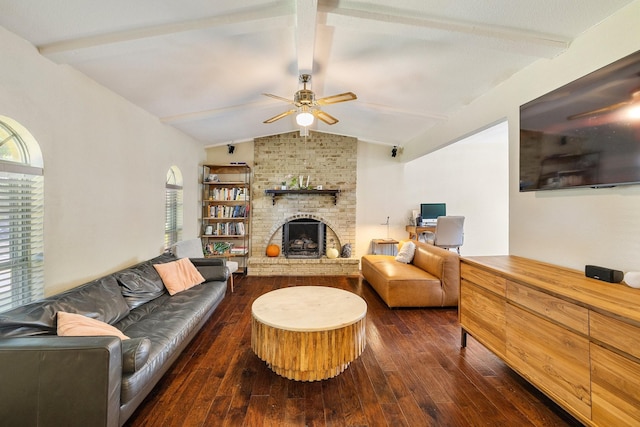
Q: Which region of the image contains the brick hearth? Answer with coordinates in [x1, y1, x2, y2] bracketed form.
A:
[248, 257, 360, 276]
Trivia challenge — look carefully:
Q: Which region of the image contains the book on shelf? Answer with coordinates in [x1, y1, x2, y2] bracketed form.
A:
[237, 222, 245, 235]
[208, 204, 247, 218]
[203, 241, 247, 256]
[229, 246, 248, 255]
[206, 221, 246, 236]
[207, 187, 249, 201]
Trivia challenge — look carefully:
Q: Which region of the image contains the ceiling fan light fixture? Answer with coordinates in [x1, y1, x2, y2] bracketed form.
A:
[627, 105, 640, 120]
[263, 74, 356, 126]
[296, 111, 314, 126]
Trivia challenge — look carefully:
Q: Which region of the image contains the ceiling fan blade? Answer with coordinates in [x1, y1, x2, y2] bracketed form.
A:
[313, 109, 339, 125]
[568, 101, 630, 120]
[263, 109, 296, 124]
[317, 92, 357, 105]
[263, 93, 294, 104]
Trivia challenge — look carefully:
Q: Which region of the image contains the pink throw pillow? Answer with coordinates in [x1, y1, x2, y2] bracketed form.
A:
[57, 311, 129, 340]
[153, 258, 205, 295]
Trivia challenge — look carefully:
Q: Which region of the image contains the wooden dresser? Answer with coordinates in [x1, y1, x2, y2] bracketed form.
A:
[460, 256, 640, 427]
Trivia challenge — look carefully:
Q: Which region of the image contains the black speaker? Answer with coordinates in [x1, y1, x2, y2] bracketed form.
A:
[585, 265, 623, 283]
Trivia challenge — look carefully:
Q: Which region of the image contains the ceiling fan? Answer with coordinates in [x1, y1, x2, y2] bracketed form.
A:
[263, 74, 357, 126]
[568, 87, 640, 120]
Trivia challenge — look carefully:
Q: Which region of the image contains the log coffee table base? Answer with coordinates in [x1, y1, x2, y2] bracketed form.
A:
[251, 286, 367, 382]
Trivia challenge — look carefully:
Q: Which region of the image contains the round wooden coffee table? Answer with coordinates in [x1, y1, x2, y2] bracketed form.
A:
[251, 286, 367, 381]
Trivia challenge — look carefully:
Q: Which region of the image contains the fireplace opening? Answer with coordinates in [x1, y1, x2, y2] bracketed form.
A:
[282, 219, 326, 259]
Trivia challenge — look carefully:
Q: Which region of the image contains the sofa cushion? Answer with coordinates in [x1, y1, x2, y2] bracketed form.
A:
[57, 311, 129, 340]
[153, 258, 205, 295]
[115, 253, 176, 310]
[364, 256, 439, 282]
[115, 269, 164, 310]
[412, 242, 442, 272]
[115, 264, 166, 310]
[0, 275, 130, 337]
[65, 276, 132, 325]
[122, 337, 151, 373]
[117, 281, 226, 404]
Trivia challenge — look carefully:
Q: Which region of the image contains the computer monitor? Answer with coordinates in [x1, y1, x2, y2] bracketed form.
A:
[420, 203, 446, 220]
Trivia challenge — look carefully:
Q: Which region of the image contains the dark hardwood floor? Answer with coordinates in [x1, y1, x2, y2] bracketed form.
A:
[125, 275, 582, 427]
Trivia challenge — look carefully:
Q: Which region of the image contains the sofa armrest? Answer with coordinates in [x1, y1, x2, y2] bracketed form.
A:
[0, 336, 122, 427]
[189, 257, 225, 267]
[190, 258, 229, 282]
[438, 252, 461, 306]
[412, 241, 461, 306]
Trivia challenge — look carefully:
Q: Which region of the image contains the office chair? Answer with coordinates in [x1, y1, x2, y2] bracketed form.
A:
[422, 216, 465, 254]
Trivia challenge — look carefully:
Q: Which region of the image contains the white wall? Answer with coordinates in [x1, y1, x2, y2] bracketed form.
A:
[404, 121, 509, 256]
[355, 141, 406, 256]
[403, 1, 640, 272]
[0, 26, 206, 295]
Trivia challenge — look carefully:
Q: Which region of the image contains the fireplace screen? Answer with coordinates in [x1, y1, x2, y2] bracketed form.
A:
[282, 219, 326, 259]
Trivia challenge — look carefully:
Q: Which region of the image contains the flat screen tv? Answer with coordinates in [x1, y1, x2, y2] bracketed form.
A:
[420, 203, 446, 220]
[519, 49, 640, 192]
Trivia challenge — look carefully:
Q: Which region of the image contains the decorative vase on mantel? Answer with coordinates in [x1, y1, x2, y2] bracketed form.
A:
[289, 176, 298, 189]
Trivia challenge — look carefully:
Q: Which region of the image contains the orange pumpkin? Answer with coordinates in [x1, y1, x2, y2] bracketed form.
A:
[266, 244, 280, 257]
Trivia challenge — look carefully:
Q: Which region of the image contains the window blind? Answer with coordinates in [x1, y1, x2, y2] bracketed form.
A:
[0, 170, 44, 313]
[165, 183, 183, 249]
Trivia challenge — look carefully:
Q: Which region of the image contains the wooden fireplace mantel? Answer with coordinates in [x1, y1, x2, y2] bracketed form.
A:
[264, 189, 341, 205]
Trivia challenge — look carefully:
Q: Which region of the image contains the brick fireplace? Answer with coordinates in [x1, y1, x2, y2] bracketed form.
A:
[248, 131, 359, 276]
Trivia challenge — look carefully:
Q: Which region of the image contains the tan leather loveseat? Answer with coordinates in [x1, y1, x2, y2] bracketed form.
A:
[361, 240, 460, 308]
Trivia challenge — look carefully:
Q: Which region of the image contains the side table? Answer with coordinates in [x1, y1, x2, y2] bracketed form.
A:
[371, 238, 399, 255]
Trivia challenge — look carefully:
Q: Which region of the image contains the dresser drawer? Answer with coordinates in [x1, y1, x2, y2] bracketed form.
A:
[507, 281, 589, 335]
[461, 263, 506, 296]
[460, 279, 507, 358]
[591, 343, 640, 426]
[590, 311, 640, 360]
[506, 304, 591, 420]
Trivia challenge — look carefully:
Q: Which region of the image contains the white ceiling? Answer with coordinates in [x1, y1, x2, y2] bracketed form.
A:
[0, 0, 635, 149]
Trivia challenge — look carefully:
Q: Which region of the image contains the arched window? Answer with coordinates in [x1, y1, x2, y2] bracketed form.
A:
[0, 117, 44, 313]
[165, 166, 183, 248]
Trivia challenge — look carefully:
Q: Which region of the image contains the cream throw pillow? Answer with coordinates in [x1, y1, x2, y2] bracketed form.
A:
[153, 257, 206, 295]
[57, 311, 129, 340]
[395, 240, 416, 263]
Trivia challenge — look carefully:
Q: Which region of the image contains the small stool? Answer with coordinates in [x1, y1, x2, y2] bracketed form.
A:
[226, 260, 239, 292]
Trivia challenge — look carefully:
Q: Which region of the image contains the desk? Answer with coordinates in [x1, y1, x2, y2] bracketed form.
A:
[405, 225, 436, 240]
[371, 238, 399, 255]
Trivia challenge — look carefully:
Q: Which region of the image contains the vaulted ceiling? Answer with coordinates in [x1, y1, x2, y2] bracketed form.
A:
[0, 0, 635, 149]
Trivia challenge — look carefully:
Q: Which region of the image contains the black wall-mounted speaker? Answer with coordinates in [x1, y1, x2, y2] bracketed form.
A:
[585, 265, 623, 283]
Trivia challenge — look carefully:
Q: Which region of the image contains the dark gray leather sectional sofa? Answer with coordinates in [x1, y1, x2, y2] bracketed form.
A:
[0, 252, 228, 427]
